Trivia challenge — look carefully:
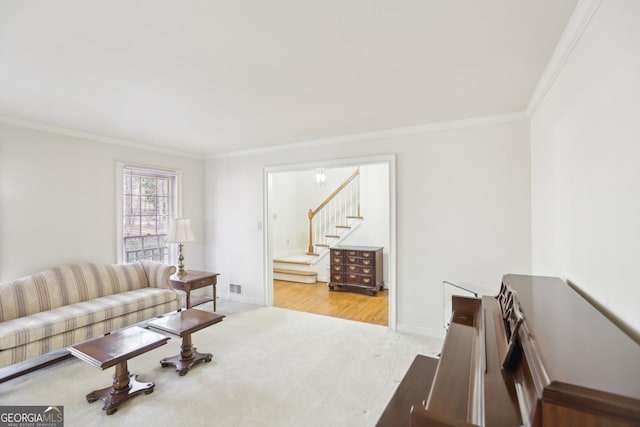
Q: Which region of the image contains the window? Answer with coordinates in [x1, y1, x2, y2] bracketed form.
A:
[122, 167, 177, 263]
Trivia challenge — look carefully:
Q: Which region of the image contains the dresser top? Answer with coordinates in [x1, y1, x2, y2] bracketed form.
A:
[332, 245, 383, 251]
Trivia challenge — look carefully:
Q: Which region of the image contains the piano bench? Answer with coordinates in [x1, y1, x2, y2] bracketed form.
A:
[376, 354, 439, 427]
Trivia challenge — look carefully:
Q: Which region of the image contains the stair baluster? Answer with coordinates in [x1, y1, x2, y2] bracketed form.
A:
[306, 168, 361, 255]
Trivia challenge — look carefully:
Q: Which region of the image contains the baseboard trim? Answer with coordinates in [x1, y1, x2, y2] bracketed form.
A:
[219, 292, 264, 306]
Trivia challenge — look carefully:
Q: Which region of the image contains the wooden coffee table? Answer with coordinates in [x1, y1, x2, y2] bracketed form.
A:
[69, 326, 170, 415]
[147, 308, 225, 376]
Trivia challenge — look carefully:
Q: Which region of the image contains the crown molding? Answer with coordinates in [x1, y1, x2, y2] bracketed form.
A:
[208, 111, 528, 159]
[2, 111, 527, 161]
[0, 114, 204, 159]
[526, 0, 603, 118]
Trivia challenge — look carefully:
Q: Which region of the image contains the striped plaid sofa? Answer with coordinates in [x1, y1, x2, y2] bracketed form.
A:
[0, 261, 179, 367]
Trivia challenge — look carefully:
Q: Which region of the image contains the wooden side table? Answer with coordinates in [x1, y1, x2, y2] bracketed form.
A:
[69, 326, 169, 415]
[170, 271, 220, 311]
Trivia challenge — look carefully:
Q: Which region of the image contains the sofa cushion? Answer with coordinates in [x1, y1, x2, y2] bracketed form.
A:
[0, 263, 149, 322]
[0, 301, 178, 367]
[140, 260, 176, 289]
[0, 287, 176, 350]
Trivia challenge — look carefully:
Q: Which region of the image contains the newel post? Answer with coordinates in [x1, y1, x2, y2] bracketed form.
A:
[307, 209, 315, 255]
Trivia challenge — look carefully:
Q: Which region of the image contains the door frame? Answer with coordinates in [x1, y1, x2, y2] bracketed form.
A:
[262, 154, 397, 330]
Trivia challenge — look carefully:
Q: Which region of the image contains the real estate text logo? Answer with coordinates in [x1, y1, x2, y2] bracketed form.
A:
[0, 406, 63, 427]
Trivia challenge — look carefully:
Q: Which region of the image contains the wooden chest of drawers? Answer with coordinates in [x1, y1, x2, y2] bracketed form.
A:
[328, 246, 384, 296]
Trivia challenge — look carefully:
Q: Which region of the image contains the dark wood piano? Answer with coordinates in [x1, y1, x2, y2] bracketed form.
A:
[377, 274, 640, 426]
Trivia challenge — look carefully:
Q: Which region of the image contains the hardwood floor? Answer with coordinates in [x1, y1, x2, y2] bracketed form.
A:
[273, 280, 388, 326]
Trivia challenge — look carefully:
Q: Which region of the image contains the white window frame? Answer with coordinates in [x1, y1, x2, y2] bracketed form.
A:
[116, 162, 184, 264]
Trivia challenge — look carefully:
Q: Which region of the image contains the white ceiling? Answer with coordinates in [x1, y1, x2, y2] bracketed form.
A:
[0, 0, 578, 156]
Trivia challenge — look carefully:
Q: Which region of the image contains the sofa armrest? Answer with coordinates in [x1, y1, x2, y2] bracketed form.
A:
[140, 261, 177, 290]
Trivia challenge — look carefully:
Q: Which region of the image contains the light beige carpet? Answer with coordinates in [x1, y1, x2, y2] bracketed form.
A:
[0, 303, 442, 427]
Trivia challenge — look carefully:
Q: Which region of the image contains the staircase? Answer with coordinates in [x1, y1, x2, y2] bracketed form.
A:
[307, 167, 361, 256]
[273, 168, 363, 283]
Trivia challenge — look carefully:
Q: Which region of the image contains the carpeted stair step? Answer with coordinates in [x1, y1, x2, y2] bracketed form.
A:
[274, 268, 317, 284]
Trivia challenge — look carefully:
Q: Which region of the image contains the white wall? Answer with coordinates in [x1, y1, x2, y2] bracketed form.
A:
[205, 119, 531, 336]
[531, 0, 640, 333]
[0, 123, 206, 281]
[271, 171, 298, 255]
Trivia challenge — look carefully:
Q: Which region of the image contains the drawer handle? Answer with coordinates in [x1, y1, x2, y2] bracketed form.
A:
[363, 278, 371, 283]
[334, 251, 342, 256]
[348, 257, 356, 263]
[334, 266, 342, 271]
[362, 253, 371, 258]
[349, 274, 356, 279]
[348, 266, 357, 271]
[334, 275, 341, 281]
[363, 268, 371, 274]
[362, 260, 371, 265]
[348, 251, 357, 256]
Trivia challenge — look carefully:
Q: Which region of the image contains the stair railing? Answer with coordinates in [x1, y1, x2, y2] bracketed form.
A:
[307, 168, 360, 255]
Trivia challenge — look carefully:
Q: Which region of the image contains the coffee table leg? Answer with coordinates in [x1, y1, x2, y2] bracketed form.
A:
[160, 333, 212, 376]
[86, 361, 155, 415]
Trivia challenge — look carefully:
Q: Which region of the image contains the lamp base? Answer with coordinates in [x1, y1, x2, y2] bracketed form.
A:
[177, 243, 186, 275]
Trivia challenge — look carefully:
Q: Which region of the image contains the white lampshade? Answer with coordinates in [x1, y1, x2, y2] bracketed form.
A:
[167, 218, 196, 243]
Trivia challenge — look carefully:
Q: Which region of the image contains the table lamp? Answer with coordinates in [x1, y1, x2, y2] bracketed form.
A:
[167, 218, 196, 275]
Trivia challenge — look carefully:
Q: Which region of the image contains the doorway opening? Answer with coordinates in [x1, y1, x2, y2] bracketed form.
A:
[263, 155, 396, 329]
